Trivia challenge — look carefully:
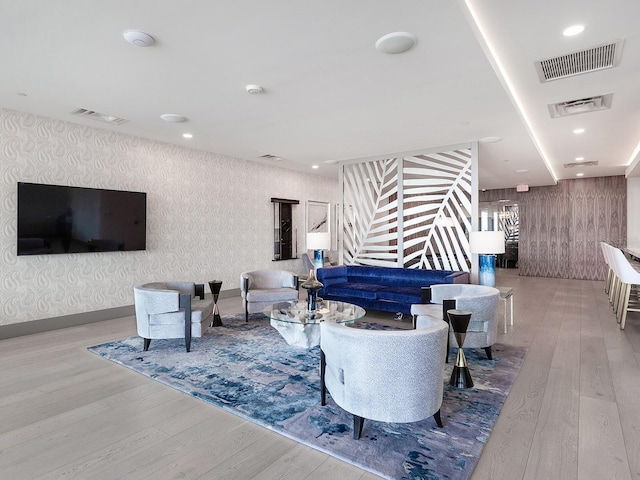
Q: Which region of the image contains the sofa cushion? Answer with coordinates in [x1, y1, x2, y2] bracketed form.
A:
[375, 286, 422, 303]
[325, 283, 379, 300]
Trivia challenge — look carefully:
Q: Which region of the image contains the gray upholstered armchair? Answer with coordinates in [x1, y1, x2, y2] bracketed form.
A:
[240, 270, 299, 322]
[134, 282, 213, 352]
[411, 283, 500, 360]
[320, 317, 448, 439]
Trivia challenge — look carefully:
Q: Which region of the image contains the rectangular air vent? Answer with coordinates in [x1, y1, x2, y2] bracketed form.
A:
[535, 40, 623, 82]
[548, 93, 613, 118]
[258, 154, 283, 161]
[563, 161, 598, 168]
[70, 108, 128, 125]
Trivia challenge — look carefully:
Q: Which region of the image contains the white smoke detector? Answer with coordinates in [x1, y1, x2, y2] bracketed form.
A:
[245, 85, 264, 94]
[123, 30, 156, 47]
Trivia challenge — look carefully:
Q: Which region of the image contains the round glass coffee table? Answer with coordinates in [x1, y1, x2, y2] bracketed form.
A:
[263, 300, 366, 348]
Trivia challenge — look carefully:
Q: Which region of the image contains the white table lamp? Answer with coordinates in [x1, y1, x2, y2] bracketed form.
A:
[307, 232, 331, 270]
[469, 231, 505, 287]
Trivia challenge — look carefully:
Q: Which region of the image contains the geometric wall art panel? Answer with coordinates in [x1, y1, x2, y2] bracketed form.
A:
[341, 147, 474, 272]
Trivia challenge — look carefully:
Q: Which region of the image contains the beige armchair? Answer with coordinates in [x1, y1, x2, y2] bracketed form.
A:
[134, 282, 213, 352]
[320, 317, 448, 439]
[240, 270, 299, 321]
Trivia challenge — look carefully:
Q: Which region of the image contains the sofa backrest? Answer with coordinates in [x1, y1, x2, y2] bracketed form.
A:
[317, 265, 468, 288]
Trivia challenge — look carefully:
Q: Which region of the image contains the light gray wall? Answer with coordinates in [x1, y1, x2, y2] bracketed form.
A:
[0, 109, 338, 327]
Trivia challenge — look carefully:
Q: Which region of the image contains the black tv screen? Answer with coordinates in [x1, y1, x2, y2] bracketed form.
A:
[17, 182, 146, 255]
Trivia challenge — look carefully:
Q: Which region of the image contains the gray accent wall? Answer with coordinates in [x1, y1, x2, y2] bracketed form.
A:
[0, 109, 338, 328]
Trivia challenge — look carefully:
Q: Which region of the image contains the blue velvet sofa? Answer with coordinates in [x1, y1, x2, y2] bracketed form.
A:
[316, 265, 469, 314]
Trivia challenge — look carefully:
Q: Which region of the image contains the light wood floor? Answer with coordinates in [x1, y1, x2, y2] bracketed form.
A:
[1, 269, 639, 480]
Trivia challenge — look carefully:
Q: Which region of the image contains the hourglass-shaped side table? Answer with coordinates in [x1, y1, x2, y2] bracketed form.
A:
[208, 280, 223, 327]
[447, 309, 473, 389]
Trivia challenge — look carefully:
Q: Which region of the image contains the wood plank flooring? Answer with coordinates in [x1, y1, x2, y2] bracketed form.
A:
[1, 269, 639, 480]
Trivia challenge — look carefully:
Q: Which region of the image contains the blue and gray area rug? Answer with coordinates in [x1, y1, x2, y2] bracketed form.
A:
[88, 314, 526, 480]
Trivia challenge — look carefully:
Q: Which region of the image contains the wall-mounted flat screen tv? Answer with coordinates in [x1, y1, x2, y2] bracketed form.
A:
[17, 182, 147, 256]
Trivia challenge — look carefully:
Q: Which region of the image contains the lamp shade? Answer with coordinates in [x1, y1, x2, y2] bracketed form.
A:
[469, 231, 505, 255]
[307, 232, 331, 250]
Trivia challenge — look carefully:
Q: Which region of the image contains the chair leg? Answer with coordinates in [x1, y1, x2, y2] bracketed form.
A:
[620, 284, 631, 330]
[433, 409, 443, 428]
[143, 338, 151, 351]
[245, 305, 249, 322]
[353, 415, 365, 440]
[320, 350, 327, 406]
[484, 346, 493, 360]
[179, 293, 192, 352]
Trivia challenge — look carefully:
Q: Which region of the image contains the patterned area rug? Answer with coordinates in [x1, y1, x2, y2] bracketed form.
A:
[88, 314, 526, 480]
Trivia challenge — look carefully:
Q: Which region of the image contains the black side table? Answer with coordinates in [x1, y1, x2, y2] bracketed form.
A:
[208, 280, 223, 327]
[447, 309, 473, 389]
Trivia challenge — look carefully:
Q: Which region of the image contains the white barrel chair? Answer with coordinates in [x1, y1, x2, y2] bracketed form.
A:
[134, 282, 213, 352]
[240, 270, 299, 322]
[411, 283, 500, 360]
[320, 317, 448, 439]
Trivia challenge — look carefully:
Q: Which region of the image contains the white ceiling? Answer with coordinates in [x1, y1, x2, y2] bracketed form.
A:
[1, 0, 639, 190]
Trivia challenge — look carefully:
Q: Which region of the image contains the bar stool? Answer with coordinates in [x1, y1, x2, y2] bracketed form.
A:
[611, 248, 640, 329]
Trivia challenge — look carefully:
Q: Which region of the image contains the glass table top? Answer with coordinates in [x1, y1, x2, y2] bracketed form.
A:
[263, 299, 366, 325]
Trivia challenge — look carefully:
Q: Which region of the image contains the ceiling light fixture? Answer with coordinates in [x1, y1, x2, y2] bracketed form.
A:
[479, 136, 502, 143]
[183, 133, 193, 139]
[160, 113, 188, 123]
[323, 160, 338, 165]
[515, 169, 529, 173]
[576, 172, 585, 177]
[122, 30, 156, 47]
[375, 32, 417, 54]
[563, 25, 585, 37]
[245, 85, 264, 94]
[573, 128, 585, 134]
[312, 165, 319, 169]
[575, 156, 585, 161]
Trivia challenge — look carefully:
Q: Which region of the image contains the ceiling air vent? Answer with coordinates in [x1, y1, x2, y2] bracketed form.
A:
[258, 154, 283, 161]
[563, 160, 598, 168]
[70, 108, 128, 125]
[548, 93, 613, 118]
[535, 39, 624, 82]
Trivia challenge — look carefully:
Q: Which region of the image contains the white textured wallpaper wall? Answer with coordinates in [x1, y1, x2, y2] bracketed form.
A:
[0, 109, 338, 326]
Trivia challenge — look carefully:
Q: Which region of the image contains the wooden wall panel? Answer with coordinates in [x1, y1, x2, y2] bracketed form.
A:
[480, 176, 626, 281]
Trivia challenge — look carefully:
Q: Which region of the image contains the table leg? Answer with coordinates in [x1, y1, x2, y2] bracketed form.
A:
[510, 294, 514, 326]
[503, 297, 508, 333]
[208, 281, 223, 327]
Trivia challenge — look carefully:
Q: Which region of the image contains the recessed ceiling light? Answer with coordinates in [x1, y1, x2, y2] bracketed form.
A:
[312, 165, 319, 169]
[479, 136, 502, 143]
[160, 113, 188, 123]
[515, 169, 529, 173]
[375, 32, 417, 54]
[563, 25, 585, 37]
[182, 133, 193, 139]
[576, 172, 585, 177]
[573, 128, 585, 134]
[575, 156, 585, 161]
[123, 30, 156, 47]
[323, 160, 338, 165]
